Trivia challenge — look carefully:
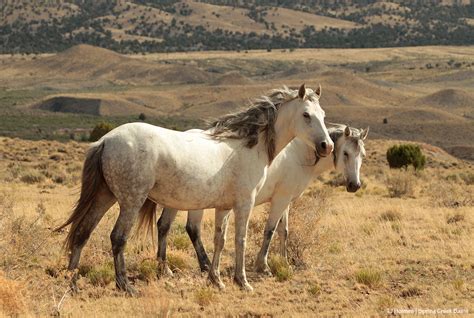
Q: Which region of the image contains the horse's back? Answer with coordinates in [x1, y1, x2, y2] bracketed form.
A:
[98, 122, 253, 210]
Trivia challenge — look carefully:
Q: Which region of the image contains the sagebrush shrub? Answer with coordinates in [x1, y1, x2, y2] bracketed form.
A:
[287, 188, 328, 268]
[386, 144, 426, 170]
[89, 122, 115, 142]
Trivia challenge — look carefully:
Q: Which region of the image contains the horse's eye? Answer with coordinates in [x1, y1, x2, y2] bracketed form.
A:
[303, 112, 310, 119]
[343, 151, 349, 158]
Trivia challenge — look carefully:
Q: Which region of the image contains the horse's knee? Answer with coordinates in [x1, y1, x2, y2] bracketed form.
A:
[110, 231, 127, 255]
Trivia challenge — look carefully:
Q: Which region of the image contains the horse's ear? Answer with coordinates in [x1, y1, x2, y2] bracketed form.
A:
[344, 125, 351, 137]
[360, 127, 369, 140]
[315, 84, 322, 99]
[298, 83, 306, 99]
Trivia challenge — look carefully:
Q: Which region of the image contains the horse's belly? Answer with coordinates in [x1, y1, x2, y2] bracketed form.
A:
[148, 174, 233, 210]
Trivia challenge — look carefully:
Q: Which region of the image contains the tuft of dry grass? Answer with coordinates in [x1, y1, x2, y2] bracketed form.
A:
[268, 255, 293, 282]
[286, 187, 329, 268]
[428, 181, 473, 208]
[452, 279, 464, 291]
[354, 268, 383, 288]
[380, 209, 402, 222]
[307, 282, 321, 296]
[447, 213, 465, 224]
[0, 272, 27, 316]
[167, 251, 192, 273]
[86, 263, 115, 287]
[385, 170, 416, 198]
[194, 287, 215, 307]
[19, 168, 45, 184]
[138, 259, 158, 282]
[400, 286, 422, 298]
[170, 224, 192, 251]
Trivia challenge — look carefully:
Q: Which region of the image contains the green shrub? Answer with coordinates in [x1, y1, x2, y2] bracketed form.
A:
[386, 144, 426, 170]
[89, 122, 115, 142]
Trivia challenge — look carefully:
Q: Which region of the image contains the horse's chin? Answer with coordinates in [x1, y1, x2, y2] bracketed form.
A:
[315, 149, 328, 159]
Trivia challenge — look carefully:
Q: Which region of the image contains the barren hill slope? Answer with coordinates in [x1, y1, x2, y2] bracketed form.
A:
[413, 89, 474, 116]
[1, 45, 211, 86]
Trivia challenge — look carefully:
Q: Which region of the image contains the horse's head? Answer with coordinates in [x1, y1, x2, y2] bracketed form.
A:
[288, 84, 333, 158]
[334, 126, 369, 193]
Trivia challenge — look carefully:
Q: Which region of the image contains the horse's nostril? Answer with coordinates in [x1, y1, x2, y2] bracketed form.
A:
[321, 141, 327, 150]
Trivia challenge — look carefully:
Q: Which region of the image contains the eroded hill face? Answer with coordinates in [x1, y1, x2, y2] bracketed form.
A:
[0, 45, 472, 161]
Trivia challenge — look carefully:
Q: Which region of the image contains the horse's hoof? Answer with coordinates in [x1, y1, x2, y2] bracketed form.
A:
[255, 262, 272, 276]
[199, 263, 211, 273]
[123, 284, 139, 297]
[242, 283, 253, 292]
[208, 271, 225, 289]
[234, 277, 253, 292]
[116, 277, 138, 297]
[157, 261, 174, 278]
[69, 281, 79, 294]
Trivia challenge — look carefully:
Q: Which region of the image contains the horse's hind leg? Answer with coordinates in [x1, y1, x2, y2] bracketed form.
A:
[68, 186, 116, 271]
[111, 202, 144, 296]
[255, 197, 290, 275]
[187, 210, 210, 272]
[157, 207, 178, 277]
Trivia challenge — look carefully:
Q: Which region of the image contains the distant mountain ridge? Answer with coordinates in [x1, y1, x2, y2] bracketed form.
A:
[0, 0, 473, 53]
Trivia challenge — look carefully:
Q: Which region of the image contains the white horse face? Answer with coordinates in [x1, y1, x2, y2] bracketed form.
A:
[335, 126, 369, 193]
[291, 84, 333, 158]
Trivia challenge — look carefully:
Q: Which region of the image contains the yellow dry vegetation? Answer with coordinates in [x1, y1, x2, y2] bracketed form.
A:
[0, 136, 472, 316]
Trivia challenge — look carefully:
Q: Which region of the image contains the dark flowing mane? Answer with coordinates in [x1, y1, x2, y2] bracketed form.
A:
[209, 86, 319, 162]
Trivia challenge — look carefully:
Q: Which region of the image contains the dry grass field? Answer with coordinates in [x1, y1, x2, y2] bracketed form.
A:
[0, 135, 472, 317]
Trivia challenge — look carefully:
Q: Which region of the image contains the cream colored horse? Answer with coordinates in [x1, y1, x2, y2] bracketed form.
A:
[157, 125, 368, 280]
[56, 84, 333, 293]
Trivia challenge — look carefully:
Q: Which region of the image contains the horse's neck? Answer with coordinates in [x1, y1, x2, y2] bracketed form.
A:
[312, 154, 335, 175]
[273, 104, 295, 157]
[293, 139, 334, 174]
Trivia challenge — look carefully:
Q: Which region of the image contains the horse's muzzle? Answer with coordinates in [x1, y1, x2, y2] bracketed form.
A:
[316, 140, 334, 158]
[346, 181, 361, 193]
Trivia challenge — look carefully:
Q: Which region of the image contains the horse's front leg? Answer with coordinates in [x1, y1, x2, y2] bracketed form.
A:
[187, 210, 211, 272]
[157, 207, 178, 277]
[276, 205, 289, 264]
[209, 209, 231, 289]
[255, 197, 291, 274]
[233, 199, 255, 291]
